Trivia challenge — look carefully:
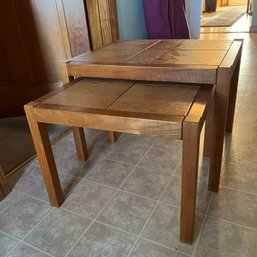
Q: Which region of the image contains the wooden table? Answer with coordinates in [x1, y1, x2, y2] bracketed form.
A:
[25, 39, 243, 245]
[62, 39, 243, 193]
[25, 78, 214, 244]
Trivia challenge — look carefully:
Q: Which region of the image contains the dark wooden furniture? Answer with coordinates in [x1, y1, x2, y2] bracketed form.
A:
[25, 78, 214, 244]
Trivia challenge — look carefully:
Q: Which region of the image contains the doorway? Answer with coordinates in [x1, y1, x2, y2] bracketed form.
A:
[200, 0, 252, 33]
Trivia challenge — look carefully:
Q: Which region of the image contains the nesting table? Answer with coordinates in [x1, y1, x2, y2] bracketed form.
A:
[25, 39, 242, 244]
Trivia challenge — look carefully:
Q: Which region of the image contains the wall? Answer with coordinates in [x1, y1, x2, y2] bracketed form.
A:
[116, 0, 201, 40]
[116, 0, 147, 39]
[252, 1, 257, 27]
[186, 0, 201, 39]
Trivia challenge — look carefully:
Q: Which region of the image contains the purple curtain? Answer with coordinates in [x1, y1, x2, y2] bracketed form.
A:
[143, 0, 190, 39]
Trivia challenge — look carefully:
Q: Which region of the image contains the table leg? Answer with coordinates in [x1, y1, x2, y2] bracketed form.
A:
[180, 121, 200, 244]
[208, 68, 231, 192]
[226, 59, 241, 133]
[24, 103, 64, 207]
[72, 127, 89, 161]
[203, 97, 215, 158]
[107, 131, 118, 143]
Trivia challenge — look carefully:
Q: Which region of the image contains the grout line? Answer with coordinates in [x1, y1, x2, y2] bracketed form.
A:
[136, 237, 192, 257]
[0, 192, 24, 215]
[192, 194, 214, 257]
[219, 185, 257, 197]
[206, 215, 257, 233]
[64, 140, 157, 257]
[21, 208, 55, 241]
[0, 230, 55, 257]
[126, 162, 181, 257]
[6, 241, 55, 257]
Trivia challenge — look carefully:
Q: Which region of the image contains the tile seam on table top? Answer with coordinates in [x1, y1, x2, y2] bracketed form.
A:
[122, 40, 161, 62]
[123, 40, 182, 65]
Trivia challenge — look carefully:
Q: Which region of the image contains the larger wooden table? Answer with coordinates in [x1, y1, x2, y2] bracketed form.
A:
[62, 39, 243, 193]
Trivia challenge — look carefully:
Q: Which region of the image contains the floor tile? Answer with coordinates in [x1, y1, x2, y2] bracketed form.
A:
[195, 217, 257, 257]
[26, 173, 81, 202]
[142, 204, 203, 255]
[7, 163, 43, 193]
[58, 154, 95, 178]
[0, 232, 18, 257]
[208, 187, 257, 229]
[129, 239, 177, 257]
[24, 208, 91, 257]
[121, 167, 170, 200]
[67, 222, 136, 257]
[0, 195, 51, 239]
[53, 147, 75, 165]
[7, 243, 50, 257]
[62, 181, 115, 218]
[138, 147, 180, 175]
[117, 133, 155, 148]
[161, 176, 212, 214]
[52, 132, 76, 153]
[174, 157, 210, 183]
[86, 159, 134, 188]
[220, 161, 257, 194]
[97, 191, 155, 235]
[0, 191, 21, 214]
[153, 138, 182, 153]
[106, 143, 149, 165]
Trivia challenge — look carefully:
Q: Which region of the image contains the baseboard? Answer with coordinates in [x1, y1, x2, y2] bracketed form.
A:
[250, 26, 257, 33]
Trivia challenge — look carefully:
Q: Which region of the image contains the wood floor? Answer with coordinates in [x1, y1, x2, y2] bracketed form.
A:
[201, 8, 251, 33]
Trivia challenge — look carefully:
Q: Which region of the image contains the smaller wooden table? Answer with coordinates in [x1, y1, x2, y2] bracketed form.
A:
[25, 78, 214, 244]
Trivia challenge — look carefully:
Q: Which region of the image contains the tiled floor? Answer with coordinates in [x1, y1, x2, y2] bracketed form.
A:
[1, 33, 257, 257]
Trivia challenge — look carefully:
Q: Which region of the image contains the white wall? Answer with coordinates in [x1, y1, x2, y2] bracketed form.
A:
[116, 0, 202, 40]
[252, 0, 257, 27]
[186, 0, 202, 39]
[116, 0, 147, 39]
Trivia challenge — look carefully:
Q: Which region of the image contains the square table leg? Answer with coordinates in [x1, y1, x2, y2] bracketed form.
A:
[206, 68, 231, 192]
[180, 121, 200, 244]
[24, 103, 64, 207]
[72, 127, 89, 161]
[225, 58, 241, 133]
